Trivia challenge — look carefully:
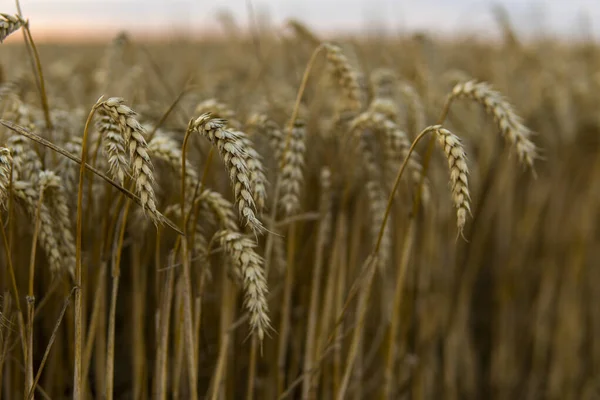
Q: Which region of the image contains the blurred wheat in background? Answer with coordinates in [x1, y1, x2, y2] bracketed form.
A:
[0, 3, 598, 400]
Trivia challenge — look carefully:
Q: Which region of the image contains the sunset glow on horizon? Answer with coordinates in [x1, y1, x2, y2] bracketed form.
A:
[2, 0, 600, 42]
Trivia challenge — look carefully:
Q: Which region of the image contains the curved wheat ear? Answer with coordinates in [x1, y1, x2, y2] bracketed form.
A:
[216, 230, 271, 341]
[98, 115, 128, 185]
[0, 14, 25, 43]
[279, 120, 306, 217]
[324, 43, 362, 111]
[190, 114, 264, 235]
[7, 136, 41, 182]
[358, 132, 391, 270]
[451, 80, 537, 169]
[427, 125, 471, 236]
[12, 180, 64, 276]
[398, 81, 426, 136]
[38, 171, 76, 278]
[194, 99, 241, 128]
[246, 113, 286, 161]
[0, 147, 11, 209]
[96, 97, 160, 224]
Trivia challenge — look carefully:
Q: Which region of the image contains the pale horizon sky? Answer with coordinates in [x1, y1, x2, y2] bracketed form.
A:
[2, 0, 600, 41]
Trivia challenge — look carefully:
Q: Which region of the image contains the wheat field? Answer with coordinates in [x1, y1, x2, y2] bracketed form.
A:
[0, 11, 599, 400]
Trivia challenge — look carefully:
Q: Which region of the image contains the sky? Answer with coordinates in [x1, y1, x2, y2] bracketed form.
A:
[2, 0, 600, 41]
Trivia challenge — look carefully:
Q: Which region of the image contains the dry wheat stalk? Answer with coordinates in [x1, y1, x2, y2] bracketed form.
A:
[96, 97, 160, 224]
[428, 125, 471, 236]
[279, 120, 306, 216]
[324, 43, 362, 111]
[190, 113, 264, 235]
[38, 171, 76, 277]
[216, 230, 270, 341]
[0, 14, 24, 43]
[0, 147, 11, 209]
[451, 80, 537, 168]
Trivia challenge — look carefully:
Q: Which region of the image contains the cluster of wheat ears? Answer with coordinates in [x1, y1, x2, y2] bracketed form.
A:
[1, 9, 599, 400]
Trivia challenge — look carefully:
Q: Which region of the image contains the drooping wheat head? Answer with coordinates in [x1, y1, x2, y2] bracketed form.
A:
[428, 125, 471, 236]
[190, 113, 264, 235]
[0, 14, 25, 43]
[216, 230, 271, 341]
[96, 97, 160, 224]
[450, 80, 538, 169]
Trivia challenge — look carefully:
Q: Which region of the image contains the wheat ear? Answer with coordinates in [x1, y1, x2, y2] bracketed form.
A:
[216, 230, 271, 341]
[96, 97, 160, 224]
[324, 43, 362, 111]
[189, 114, 264, 235]
[279, 120, 306, 217]
[0, 14, 25, 43]
[38, 171, 76, 277]
[0, 147, 11, 209]
[428, 125, 471, 236]
[13, 180, 64, 276]
[451, 80, 538, 169]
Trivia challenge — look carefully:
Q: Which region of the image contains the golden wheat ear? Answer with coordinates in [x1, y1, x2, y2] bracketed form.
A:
[451, 80, 538, 170]
[0, 13, 25, 43]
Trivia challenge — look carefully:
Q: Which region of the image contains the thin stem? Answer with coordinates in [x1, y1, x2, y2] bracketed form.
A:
[179, 123, 199, 400]
[73, 100, 102, 400]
